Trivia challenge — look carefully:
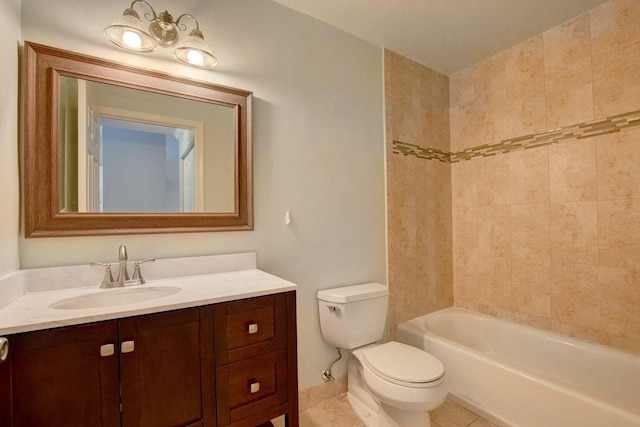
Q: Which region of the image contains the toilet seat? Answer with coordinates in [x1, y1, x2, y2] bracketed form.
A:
[362, 341, 444, 388]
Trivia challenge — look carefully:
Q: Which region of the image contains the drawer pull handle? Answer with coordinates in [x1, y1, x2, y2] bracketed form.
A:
[250, 381, 260, 394]
[100, 343, 115, 357]
[0, 337, 8, 364]
[247, 323, 258, 334]
[121, 340, 135, 354]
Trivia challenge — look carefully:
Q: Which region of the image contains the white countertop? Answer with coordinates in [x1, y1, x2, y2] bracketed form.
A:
[0, 268, 297, 335]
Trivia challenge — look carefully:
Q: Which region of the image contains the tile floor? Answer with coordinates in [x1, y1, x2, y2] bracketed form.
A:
[281, 394, 497, 427]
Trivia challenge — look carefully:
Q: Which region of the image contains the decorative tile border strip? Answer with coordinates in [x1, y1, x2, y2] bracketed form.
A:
[392, 142, 450, 163]
[392, 109, 640, 163]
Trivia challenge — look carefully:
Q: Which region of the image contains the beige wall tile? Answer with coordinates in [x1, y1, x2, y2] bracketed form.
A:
[449, 101, 474, 152]
[549, 139, 598, 203]
[511, 311, 551, 330]
[385, 49, 452, 337]
[453, 207, 479, 310]
[477, 154, 510, 207]
[543, 14, 594, 128]
[451, 95, 509, 150]
[504, 35, 547, 139]
[452, 207, 479, 256]
[512, 259, 551, 318]
[471, 52, 507, 101]
[478, 205, 511, 258]
[551, 264, 600, 329]
[550, 202, 598, 266]
[598, 265, 640, 354]
[386, 154, 418, 208]
[505, 35, 545, 86]
[510, 148, 550, 205]
[596, 127, 640, 201]
[385, 50, 450, 152]
[591, 0, 640, 117]
[449, 67, 475, 108]
[478, 254, 511, 315]
[511, 203, 550, 265]
[506, 78, 547, 140]
[551, 319, 600, 343]
[451, 160, 478, 208]
[598, 199, 640, 270]
[599, 329, 640, 354]
[474, 90, 510, 147]
[393, 0, 640, 355]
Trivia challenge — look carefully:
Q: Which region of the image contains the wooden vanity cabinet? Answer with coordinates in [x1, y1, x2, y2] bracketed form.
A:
[118, 307, 215, 427]
[214, 292, 298, 427]
[0, 320, 121, 427]
[0, 291, 297, 427]
[1, 307, 212, 427]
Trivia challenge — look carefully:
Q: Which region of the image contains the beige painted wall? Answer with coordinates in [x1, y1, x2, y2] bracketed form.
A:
[384, 50, 453, 336]
[0, 0, 20, 276]
[450, 0, 640, 354]
[17, 0, 386, 390]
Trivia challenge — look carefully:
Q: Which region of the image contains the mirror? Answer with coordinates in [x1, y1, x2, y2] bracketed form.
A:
[24, 42, 253, 237]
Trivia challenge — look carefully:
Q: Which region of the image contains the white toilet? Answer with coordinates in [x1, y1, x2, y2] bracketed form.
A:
[317, 283, 447, 427]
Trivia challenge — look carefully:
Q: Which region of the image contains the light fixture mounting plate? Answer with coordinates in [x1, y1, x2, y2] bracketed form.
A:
[148, 21, 179, 47]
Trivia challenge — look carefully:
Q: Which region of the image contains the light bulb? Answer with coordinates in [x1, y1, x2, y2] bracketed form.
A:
[122, 31, 142, 49]
[186, 49, 204, 66]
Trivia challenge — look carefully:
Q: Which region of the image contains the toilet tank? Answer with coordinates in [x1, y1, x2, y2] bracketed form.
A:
[317, 283, 389, 349]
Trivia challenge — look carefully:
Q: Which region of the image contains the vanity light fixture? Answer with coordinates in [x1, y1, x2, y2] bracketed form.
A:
[104, 0, 218, 68]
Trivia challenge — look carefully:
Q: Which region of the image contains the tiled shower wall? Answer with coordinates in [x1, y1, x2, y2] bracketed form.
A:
[385, 50, 453, 337]
[387, 0, 639, 354]
[449, 0, 640, 353]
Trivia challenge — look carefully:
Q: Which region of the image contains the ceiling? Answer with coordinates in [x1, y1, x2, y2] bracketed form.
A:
[271, 0, 608, 75]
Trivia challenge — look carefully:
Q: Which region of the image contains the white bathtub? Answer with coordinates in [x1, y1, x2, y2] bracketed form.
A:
[397, 308, 640, 427]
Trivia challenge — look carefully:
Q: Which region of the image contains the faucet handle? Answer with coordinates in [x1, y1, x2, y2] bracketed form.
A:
[131, 258, 156, 284]
[90, 262, 115, 288]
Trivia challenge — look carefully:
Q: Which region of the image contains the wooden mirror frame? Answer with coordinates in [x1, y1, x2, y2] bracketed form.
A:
[23, 42, 253, 237]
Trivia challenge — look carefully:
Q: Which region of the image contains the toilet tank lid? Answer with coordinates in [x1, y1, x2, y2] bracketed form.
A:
[317, 283, 389, 303]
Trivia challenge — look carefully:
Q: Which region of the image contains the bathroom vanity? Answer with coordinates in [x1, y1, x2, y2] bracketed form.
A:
[0, 254, 298, 427]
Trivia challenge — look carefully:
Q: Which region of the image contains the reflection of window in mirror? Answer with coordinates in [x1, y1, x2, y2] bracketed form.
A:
[58, 76, 236, 214]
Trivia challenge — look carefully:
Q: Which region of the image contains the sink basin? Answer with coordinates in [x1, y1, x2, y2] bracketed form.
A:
[50, 286, 181, 310]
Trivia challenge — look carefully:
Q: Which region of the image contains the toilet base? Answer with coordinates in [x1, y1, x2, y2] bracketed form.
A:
[347, 355, 433, 427]
[347, 392, 433, 427]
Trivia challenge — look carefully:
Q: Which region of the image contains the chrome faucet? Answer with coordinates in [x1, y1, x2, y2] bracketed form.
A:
[116, 244, 130, 286]
[91, 245, 156, 288]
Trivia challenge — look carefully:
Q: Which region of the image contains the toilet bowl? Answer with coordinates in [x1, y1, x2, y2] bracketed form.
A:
[347, 342, 447, 426]
[317, 283, 447, 427]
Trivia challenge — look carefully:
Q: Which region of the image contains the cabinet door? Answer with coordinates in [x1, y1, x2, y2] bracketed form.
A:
[119, 307, 214, 427]
[5, 321, 120, 427]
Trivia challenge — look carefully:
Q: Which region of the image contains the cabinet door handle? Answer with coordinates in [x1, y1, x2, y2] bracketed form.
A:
[249, 381, 260, 394]
[121, 340, 135, 354]
[0, 337, 8, 364]
[100, 343, 115, 357]
[247, 323, 258, 334]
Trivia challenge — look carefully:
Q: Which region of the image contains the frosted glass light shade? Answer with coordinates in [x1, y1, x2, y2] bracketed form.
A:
[104, 9, 156, 52]
[174, 29, 218, 68]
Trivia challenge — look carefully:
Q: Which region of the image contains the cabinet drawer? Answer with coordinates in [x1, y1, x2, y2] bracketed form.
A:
[216, 350, 288, 425]
[215, 294, 287, 364]
[228, 305, 275, 350]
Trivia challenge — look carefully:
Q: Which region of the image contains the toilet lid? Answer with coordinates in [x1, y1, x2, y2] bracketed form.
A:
[362, 341, 444, 386]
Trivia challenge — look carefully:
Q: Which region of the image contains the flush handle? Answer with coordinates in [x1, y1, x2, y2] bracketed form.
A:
[327, 306, 337, 312]
[249, 380, 260, 394]
[0, 338, 8, 364]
